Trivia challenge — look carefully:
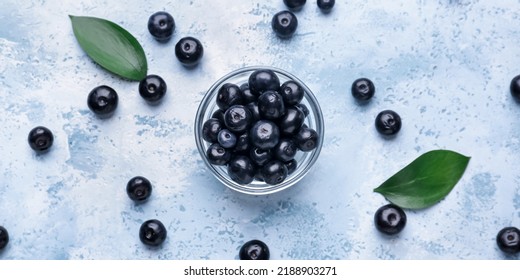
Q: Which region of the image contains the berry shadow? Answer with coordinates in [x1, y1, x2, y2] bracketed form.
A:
[511, 95, 520, 105]
[174, 62, 205, 80]
[0, 245, 7, 258]
[350, 97, 376, 116]
[377, 132, 399, 141]
[141, 242, 167, 253]
[354, 99, 373, 107]
[375, 231, 404, 241]
[142, 99, 166, 107]
[130, 200, 151, 211]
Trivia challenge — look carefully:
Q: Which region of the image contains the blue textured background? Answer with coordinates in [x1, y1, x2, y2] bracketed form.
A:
[0, 0, 519, 259]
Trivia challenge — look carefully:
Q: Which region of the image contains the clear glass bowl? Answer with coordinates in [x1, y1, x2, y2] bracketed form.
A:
[194, 66, 324, 195]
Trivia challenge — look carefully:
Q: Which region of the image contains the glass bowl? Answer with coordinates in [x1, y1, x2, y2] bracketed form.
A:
[194, 66, 324, 195]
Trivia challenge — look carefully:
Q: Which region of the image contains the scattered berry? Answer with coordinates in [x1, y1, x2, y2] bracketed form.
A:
[317, 0, 335, 12]
[139, 219, 167, 246]
[87, 85, 118, 118]
[496, 227, 520, 254]
[28, 126, 54, 153]
[283, 0, 306, 10]
[0, 226, 8, 250]
[351, 77, 375, 101]
[139, 74, 167, 104]
[510, 75, 520, 100]
[272, 10, 298, 39]
[126, 176, 152, 202]
[375, 110, 402, 136]
[147, 11, 175, 42]
[374, 204, 407, 235]
[175, 36, 204, 67]
[239, 239, 270, 260]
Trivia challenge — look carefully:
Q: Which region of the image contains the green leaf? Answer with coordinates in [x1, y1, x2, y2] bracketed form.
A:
[69, 15, 147, 81]
[373, 150, 470, 209]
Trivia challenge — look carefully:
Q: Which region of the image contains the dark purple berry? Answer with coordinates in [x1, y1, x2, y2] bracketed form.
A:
[280, 80, 304, 106]
[126, 176, 152, 202]
[248, 69, 280, 95]
[227, 155, 256, 185]
[283, 0, 306, 10]
[374, 204, 407, 235]
[285, 159, 298, 175]
[278, 106, 305, 135]
[216, 83, 243, 110]
[254, 169, 264, 182]
[239, 239, 270, 260]
[246, 102, 261, 122]
[272, 10, 298, 39]
[295, 103, 309, 117]
[87, 85, 118, 118]
[147, 11, 175, 42]
[294, 126, 319, 151]
[258, 90, 286, 120]
[351, 78, 375, 101]
[510, 75, 520, 100]
[175, 36, 203, 67]
[240, 83, 257, 104]
[28, 126, 54, 153]
[375, 110, 402, 136]
[139, 219, 167, 246]
[217, 129, 237, 149]
[496, 227, 520, 254]
[317, 0, 335, 12]
[224, 105, 253, 134]
[139, 74, 167, 104]
[202, 118, 223, 143]
[233, 132, 251, 154]
[273, 138, 297, 162]
[261, 160, 288, 185]
[250, 120, 280, 149]
[211, 109, 225, 124]
[0, 226, 8, 250]
[206, 143, 232, 165]
[249, 147, 273, 166]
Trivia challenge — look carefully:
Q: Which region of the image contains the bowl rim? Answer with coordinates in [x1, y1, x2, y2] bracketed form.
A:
[194, 66, 324, 195]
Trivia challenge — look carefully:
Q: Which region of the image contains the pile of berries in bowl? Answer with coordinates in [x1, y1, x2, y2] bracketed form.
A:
[195, 66, 324, 195]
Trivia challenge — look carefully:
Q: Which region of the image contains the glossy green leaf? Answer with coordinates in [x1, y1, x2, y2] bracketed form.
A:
[374, 150, 470, 209]
[69, 15, 147, 81]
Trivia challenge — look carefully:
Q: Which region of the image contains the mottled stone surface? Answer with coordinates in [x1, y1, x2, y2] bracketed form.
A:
[0, 0, 519, 259]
